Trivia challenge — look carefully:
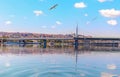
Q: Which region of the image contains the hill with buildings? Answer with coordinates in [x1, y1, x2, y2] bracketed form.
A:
[0, 32, 91, 38]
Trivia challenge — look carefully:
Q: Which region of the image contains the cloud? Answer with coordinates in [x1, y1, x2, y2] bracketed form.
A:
[41, 26, 47, 28]
[107, 64, 117, 70]
[39, 0, 44, 2]
[98, 0, 106, 2]
[23, 16, 27, 19]
[74, 2, 87, 8]
[80, 73, 85, 76]
[9, 15, 15, 18]
[101, 72, 118, 77]
[51, 25, 56, 29]
[84, 13, 88, 16]
[5, 62, 11, 67]
[33, 10, 43, 16]
[98, 0, 113, 3]
[107, 20, 117, 26]
[86, 21, 90, 25]
[5, 21, 12, 25]
[99, 9, 120, 18]
[56, 21, 62, 25]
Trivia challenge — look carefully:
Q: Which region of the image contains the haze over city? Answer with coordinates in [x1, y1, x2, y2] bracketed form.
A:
[0, 0, 120, 37]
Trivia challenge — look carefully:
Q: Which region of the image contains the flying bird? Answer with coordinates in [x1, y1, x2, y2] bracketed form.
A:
[49, 4, 58, 10]
[91, 16, 98, 21]
[86, 16, 98, 25]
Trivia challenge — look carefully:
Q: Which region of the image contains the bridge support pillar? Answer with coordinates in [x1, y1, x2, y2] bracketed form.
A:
[50, 40, 54, 46]
[0, 39, 4, 45]
[1, 39, 3, 44]
[112, 40, 118, 50]
[43, 39, 47, 48]
[83, 39, 90, 49]
[74, 38, 78, 49]
[19, 40, 26, 44]
[61, 40, 64, 47]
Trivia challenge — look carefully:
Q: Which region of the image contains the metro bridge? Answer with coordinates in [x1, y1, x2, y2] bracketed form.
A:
[0, 37, 120, 48]
[0, 37, 120, 40]
[0, 26, 120, 48]
[0, 37, 73, 40]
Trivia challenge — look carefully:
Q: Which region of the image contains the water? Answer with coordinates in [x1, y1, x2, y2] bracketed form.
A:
[0, 45, 120, 77]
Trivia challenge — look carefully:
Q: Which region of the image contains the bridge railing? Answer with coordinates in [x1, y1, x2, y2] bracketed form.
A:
[0, 37, 73, 40]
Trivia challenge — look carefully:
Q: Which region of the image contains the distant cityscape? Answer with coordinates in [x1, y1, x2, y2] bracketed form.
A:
[0, 32, 92, 38]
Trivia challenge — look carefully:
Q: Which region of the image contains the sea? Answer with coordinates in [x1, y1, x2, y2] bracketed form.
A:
[0, 44, 120, 77]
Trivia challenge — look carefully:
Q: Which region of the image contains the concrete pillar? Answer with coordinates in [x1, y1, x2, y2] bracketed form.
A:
[50, 40, 54, 46]
[23, 40, 26, 44]
[38, 40, 42, 45]
[19, 40, 26, 44]
[43, 39, 47, 48]
[19, 40, 21, 44]
[61, 40, 64, 47]
[0, 39, 4, 46]
[74, 38, 78, 49]
[112, 40, 118, 50]
[84, 39, 90, 49]
[1, 39, 3, 44]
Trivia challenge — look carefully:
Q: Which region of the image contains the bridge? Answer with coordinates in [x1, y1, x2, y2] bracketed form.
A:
[74, 37, 120, 41]
[0, 37, 73, 40]
[0, 26, 120, 48]
[0, 37, 120, 41]
[0, 37, 120, 48]
[0, 37, 74, 48]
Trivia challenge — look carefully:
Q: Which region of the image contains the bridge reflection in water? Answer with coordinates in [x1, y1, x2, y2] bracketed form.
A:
[0, 44, 120, 53]
[0, 44, 120, 77]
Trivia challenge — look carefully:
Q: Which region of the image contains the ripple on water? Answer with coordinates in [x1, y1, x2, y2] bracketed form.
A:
[0, 64, 116, 77]
[0, 65, 38, 77]
[39, 65, 101, 77]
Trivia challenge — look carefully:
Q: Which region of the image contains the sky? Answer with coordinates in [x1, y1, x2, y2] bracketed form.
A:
[0, 0, 120, 37]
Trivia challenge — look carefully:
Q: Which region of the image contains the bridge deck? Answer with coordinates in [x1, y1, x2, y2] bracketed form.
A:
[0, 37, 120, 41]
[0, 38, 73, 40]
[74, 37, 120, 41]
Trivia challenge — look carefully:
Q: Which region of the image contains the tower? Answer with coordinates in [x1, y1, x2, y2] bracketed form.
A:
[76, 24, 78, 38]
[74, 23, 79, 49]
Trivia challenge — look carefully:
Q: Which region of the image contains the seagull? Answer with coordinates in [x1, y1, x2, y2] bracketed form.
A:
[91, 16, 98, 21]
[86, 16, 98, 25]
[49, 4, 58, 10]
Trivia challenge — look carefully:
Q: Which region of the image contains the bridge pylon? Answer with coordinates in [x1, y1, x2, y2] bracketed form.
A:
[74, 24, 79, 49]
[75, 23, 78, 38]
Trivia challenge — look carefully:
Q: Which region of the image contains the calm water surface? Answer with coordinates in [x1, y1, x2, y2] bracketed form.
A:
[0, 45, 120, 77]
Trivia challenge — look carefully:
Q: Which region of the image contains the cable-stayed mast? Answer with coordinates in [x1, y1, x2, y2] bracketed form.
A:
[76, 23, 78, 38]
